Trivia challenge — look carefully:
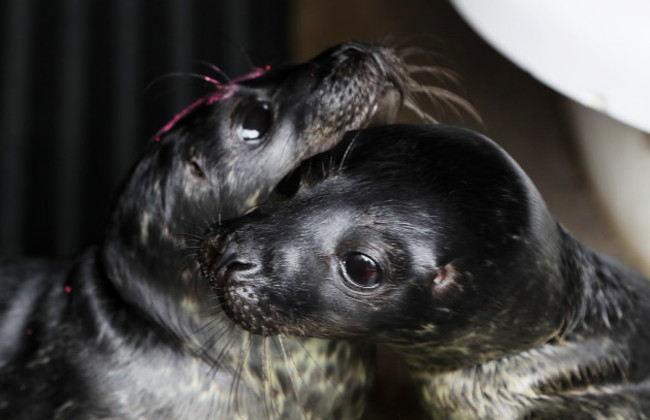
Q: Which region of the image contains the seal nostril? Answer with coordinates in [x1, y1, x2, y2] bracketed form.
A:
[210, 247, 255, 278]
[212, 249, 237, 272]
[227, 261, 255, 272]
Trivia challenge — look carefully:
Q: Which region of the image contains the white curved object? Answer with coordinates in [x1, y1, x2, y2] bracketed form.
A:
[567, 101, 650, 274]
[451, 0, 650, 133]
[452, 0, 650, 273]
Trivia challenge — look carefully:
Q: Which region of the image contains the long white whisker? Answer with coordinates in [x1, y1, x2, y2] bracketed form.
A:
[277, 335, 303, 405]
[198, 60, 232, 83]
[261, 336, 274, 419]
[404, 98, 439, 123]
[338, 132, 362, 173]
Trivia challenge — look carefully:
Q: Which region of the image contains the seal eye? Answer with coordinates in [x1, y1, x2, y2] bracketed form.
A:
[240, 101, 272, 141]
[343, 253, 381, 289]
[187, 157, 206, 179]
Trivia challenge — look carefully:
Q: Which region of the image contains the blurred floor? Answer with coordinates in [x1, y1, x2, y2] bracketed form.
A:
[291, 1, 632, 418]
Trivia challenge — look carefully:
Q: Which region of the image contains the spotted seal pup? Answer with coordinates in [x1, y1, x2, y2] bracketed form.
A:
[199, 124, 650, 419]
[0, 43, 474, 418]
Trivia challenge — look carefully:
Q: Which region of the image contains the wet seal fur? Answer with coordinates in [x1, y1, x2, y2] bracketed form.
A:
[0, 43, 469, 418]
[200, 124, 650, 419]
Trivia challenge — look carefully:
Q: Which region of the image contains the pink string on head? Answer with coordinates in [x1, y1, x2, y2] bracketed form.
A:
[231, 66, 271, 83]
[153, 65, 271, 142]
[153, 85, 233, 140]
[203, 75, 220, 86]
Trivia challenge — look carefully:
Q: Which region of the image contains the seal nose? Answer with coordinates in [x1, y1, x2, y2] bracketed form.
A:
[327, 42, 406, 116]
[212, 248, 237, 272]
[199, 228, 255, 283]
[335, 41, 374, 57]
[310, 41, 378, 69]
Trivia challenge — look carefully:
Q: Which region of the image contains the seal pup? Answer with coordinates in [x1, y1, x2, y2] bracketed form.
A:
[0, 43, 471, 419]
[199, 124, 650, 419]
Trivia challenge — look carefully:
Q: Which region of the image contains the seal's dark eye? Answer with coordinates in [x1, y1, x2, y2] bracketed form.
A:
[187, 157, 206, 179]
[343, 253, 381, 289]
[240, 101, 272, 141]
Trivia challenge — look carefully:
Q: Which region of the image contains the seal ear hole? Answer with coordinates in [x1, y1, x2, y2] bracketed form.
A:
[186, 158, 206, 179]
[433, 267, 447, 285]
[432, 264, 456, 290]
[341, 253, 381, 289]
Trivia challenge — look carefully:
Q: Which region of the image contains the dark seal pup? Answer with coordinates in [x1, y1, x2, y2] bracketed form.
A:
[0, 43, 467, 419]
[199, 124, 650, 419]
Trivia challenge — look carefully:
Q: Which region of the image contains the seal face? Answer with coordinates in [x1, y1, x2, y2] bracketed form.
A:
[200, 124, 650, 418]
[0, 43, 472, 418]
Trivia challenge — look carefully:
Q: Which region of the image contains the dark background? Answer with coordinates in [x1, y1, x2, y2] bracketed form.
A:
[0, 0, 289, 257]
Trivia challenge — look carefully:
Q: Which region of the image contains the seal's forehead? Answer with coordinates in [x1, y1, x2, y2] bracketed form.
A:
[340, 126, 531, 201]
[292, 125, 539, 248]
[339, 124, 523, 179]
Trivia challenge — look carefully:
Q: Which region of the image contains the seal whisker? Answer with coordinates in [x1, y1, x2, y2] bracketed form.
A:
[276, 335, 303, 405]
[409, 85, 482, 123]
[228, 332, 251, 415]
[277, 124, 302, 172]
[145, 71, 225, 92]
[338, 131, 363, 172]
[176, 209, 215, 242]
[404, 63, 463, 85]
[200, 321, 236, 371]
[390, 44, 483, 125]
[403, 98, 439, 123]
[397, 44, 448, 62]
[258, 336, 273, 419]
[198, 60, 232, 83]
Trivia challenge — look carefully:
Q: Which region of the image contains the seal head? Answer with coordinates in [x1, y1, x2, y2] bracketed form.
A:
[200, 124, 650, 417]
[200, 124, 565, 355]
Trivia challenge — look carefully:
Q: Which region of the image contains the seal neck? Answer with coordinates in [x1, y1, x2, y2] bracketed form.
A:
[97, 143, 211, 347]
[558, 229, 638, 339]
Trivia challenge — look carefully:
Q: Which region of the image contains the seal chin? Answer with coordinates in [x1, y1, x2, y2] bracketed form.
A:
[219, 273, 270, 334]
[220, 269, 282, 336]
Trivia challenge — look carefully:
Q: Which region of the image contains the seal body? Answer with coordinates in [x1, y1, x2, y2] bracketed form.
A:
[0, 42, 449, 418]
[199, 124, 650, 419]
